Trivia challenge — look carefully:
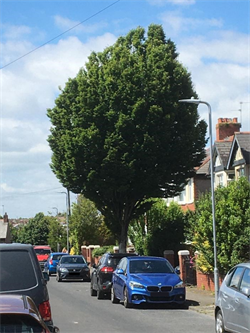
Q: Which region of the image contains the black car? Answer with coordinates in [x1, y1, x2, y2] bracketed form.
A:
[90, 252, 138, 299]
[0, 243, 57, 332]
[56, 255, 90, 282]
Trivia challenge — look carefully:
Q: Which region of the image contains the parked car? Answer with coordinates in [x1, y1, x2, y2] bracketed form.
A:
[56, 255, 90, 282]
[0, 294, 59, 333]
[44, 252, 69, 276]
[111, 256, 186, 308]
[0, 243, 56, 332]
[215, 262, 250, 333]
[90, 252, 138, 299]
[33, 245, 52, 270]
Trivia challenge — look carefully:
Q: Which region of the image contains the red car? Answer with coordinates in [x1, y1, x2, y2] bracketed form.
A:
[34, 245, 52, 270]
[0, 294, 59, 333]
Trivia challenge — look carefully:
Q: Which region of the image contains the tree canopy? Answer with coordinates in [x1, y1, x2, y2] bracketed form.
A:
[129, 200, 185, 258]
[185, 177, 250, 275]
[47, 24, 207, 252]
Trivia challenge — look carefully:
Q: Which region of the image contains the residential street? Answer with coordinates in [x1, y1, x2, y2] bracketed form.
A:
[48, 277, 214, 333]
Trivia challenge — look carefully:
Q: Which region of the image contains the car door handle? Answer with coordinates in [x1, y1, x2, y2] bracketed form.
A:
[234, 298, 240, 304]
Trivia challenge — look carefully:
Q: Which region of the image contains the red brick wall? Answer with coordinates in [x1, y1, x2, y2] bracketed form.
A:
[196, 270, 224, 291]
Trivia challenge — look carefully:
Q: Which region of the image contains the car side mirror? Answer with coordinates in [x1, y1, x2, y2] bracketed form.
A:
[117, 268, 124, 275]
[242, 287, 250, 297]
[43, 271, 50, 282]
[175, 266, 180, 275]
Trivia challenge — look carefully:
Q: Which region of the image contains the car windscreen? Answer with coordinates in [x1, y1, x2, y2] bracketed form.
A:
[61, 256, 86, 264]
[0, 250, 37, 292]
[0, 314, 45, 333]
[129, 260, 174, 274]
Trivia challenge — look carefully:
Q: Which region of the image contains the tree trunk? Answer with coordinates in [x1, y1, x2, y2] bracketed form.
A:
[119, 221, 128, 253]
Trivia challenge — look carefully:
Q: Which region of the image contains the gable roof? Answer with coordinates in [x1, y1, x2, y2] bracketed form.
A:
[227, 132, 250, 168]
[214, 141, 232, 169]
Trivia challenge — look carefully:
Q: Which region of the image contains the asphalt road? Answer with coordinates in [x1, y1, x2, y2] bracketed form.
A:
[47, 276, 214, 333]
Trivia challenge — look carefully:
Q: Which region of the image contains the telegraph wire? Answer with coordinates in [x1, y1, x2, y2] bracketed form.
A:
[0, 0, 121, 70]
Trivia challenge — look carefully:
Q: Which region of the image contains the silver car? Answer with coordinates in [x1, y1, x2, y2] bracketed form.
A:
[215, 262, 250, 333]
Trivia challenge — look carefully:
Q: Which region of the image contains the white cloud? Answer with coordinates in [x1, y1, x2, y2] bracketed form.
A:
[2, 24, 31, 40]
[147, 0, 195, 6]
[53, 15, 108, 34]
[160, 11, 223, 36]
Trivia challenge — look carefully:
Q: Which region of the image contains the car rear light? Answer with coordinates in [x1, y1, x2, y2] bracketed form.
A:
[49, 259, 53, 265]
[39, 300, 52, 322]
[100, 266, 114, 273]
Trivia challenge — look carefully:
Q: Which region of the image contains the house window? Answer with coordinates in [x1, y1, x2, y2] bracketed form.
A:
[217, 174, 224, 187]
[238, 167, 245, 177]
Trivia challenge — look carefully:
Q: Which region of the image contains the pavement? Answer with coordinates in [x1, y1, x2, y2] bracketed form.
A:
[186, 285, 215, 316]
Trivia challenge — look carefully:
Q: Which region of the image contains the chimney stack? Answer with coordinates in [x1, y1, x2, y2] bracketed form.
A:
[3, 213, 8, 223]
[216, 118, 241, 141]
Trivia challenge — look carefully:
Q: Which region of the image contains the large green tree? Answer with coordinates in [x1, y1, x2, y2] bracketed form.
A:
[15, 212, 67, 250]
[69, 195, 115, 253]
[47, 24, 207, 252]
[185, 177, 250, 275]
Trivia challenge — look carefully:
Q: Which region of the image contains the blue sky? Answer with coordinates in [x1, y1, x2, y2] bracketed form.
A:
[0, 0, 249, 218]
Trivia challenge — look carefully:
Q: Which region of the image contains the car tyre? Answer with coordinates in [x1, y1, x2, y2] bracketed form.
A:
[111, 286, 119, 304]
[215, 310, 227, 333]
[56, 273, 62, 282]
[90, 284, 97, 296]
[123, 287, 132, 308]
[97, 288, 104, 300]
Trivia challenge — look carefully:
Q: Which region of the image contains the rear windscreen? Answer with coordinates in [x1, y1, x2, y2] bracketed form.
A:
[34, 249, 51, 255]
[107, 257, 124, 268]
[52, 254, 64, 260]
[0, 314, 45, 333]
[0, 250, 38, 292]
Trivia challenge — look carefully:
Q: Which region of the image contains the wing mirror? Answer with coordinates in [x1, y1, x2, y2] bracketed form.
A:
[117, 268, 124, 275]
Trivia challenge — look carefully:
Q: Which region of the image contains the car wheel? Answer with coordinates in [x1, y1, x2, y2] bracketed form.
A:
[56, 273, 62, 282]
[97, 288, 104, 300]
[111, 286, 119, 304]
[215, 310, 227, 333]
[123, 287, 132, 308]
[90, 284, 97, 296]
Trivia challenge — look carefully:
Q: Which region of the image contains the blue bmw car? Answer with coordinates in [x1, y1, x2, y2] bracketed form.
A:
[111, 256, 185, 308]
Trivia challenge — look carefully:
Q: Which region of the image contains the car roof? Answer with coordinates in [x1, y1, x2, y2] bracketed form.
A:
[0, 243, 33, 250]
[33, 245, 51, 249]
[105, 252, 138, 257]
[51, 252, 68, 255]
[0, 294, 41, 317]
[235, 262, 250, 268]
[127, 256, 166, 261]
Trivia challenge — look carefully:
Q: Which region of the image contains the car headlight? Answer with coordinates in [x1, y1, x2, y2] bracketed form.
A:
[174, 281, 185, 289]
[129, 281, 145, 290]
[60, 268, 69, 273]
[82, 267, 89, 271]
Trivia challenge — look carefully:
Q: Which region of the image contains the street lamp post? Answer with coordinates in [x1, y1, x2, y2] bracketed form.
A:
[59, 190, 70, 253]
[178, 98, 219, 301]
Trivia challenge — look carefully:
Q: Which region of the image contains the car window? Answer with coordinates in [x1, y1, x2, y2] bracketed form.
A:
[0, 250, 37, 292]
[119, 258, 127, 272]
[117, 258, 125, 269]
[107, 257, 123, 268]
[52, 254, 64, 260]
[239, 268, 250, 292]
[229, 267, 244, 289]
[130, 260, 174, 274]
[0, 314, 46, 333]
